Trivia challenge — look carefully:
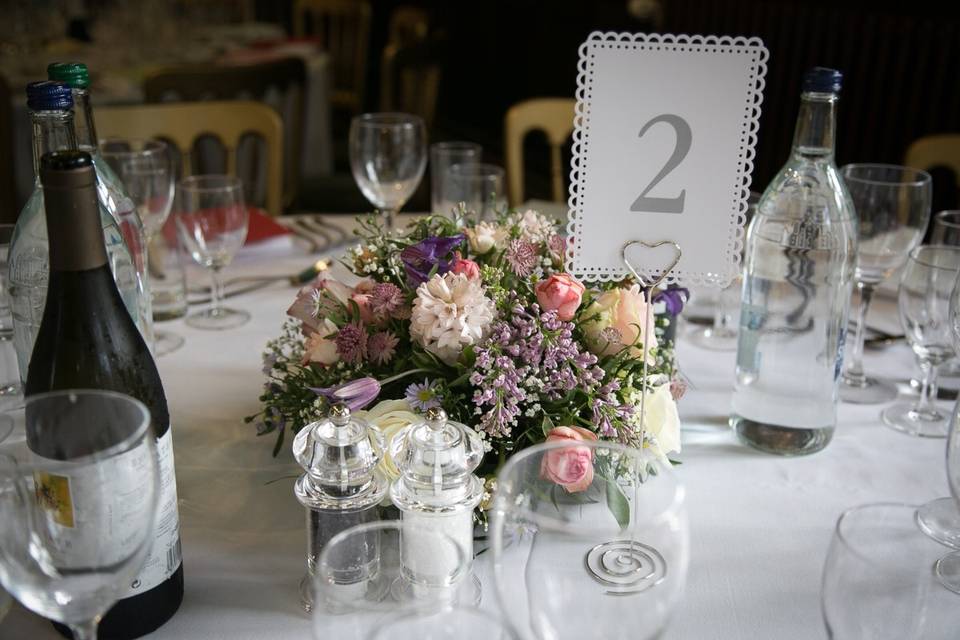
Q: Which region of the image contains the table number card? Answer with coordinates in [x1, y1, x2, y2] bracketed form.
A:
[567, 33, 768, 288]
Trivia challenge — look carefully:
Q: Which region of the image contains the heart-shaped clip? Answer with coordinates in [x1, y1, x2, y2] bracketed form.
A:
[621, 240, 682, 290]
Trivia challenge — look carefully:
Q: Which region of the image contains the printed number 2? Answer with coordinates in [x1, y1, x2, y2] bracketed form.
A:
[630, 114, 692, 214]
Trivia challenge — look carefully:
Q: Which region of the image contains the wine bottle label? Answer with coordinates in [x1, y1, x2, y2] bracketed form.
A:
[123, 428, 181, 597]
[33, 439, 154, 567]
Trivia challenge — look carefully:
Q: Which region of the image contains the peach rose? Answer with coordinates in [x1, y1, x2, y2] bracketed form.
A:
[451, 255, 481, 280]
[582, 284, 658, 362]
[535, 273, 585, 321]
[301, 319, 340, 366]
[540, 426, 598, 493]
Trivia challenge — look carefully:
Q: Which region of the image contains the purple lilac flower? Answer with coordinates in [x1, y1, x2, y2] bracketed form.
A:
[334, 323, 368, 364]
[652, 286, 690, 317]
[368, 331, 399, 365]
[405, 379, 442, 411]
[470, 297, 605, 438]
[369, 282, 405, 317]
[310, 377, 381, 411]
[504, 239, 539, 277]
[400, 235, 464, 287]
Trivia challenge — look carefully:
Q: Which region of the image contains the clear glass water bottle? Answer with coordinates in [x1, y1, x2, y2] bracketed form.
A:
[730, 67, 857, 455]
[7, 81, 141, 379]
[48, 62, 153, 344]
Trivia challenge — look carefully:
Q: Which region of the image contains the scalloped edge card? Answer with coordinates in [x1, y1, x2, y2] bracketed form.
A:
[566, 33, 768, 288]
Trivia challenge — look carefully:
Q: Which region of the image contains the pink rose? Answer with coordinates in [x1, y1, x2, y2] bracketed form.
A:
[451, 255, 481, 280]
[540, 426, 598, 493]
[535, 274, 585, 321]
[301, 320, 340, 366]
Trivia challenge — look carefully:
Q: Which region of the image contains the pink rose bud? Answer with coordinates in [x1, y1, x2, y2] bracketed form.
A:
[452, 256, 481, 280]
[540, 426, 598, 493]
[535, 274, 585, 321]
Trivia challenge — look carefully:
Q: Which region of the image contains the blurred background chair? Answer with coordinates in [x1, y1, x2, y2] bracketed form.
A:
[95, 101, 284, 216]
[0, 75, 15, 223]
[906, 134, 960, 214]
[293, 0, 371, 115]
[143, 57, 306, 212]
[380, 39, 441, 134]
[504, 98, 575, 206]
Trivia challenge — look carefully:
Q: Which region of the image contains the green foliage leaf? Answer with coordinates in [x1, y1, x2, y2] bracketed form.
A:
[605, 474, 631, 530]
[541, 415, 555, 436]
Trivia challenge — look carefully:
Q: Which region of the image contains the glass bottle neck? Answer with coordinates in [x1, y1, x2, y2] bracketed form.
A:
[72, 88, 99, 154]
[790, 91, 837, 161]
[31, 111, 78, 180]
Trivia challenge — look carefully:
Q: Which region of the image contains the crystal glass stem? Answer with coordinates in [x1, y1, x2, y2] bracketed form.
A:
[70, 620, 99, 640]
[843, 281, 875, 384]
[209, 266, 225, 317]
[382, 208, 398, 231]
[915, 359, 942, 419]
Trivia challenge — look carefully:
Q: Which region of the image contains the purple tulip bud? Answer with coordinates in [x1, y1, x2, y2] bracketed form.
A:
[310, 377, 381, 411]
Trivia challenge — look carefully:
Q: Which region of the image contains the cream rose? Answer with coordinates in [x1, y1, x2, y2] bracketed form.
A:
[637, 383, 681, 462]
[354, 399, 420, 484]
[464, 221, 506, 255]
[582, 284, 658, 362]
[301, 319, 340, 365]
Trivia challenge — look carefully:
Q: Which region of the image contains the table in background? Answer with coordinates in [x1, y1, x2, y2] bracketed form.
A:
[0, 215, 949, 640]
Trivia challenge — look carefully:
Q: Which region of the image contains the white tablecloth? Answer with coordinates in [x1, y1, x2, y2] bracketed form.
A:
[0, 218, 952, 639]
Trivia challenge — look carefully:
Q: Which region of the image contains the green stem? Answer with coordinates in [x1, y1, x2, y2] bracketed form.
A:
[377, 368, 433, 387]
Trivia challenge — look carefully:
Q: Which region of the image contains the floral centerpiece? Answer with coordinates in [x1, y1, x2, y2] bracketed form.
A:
[249, 209, 687, 513]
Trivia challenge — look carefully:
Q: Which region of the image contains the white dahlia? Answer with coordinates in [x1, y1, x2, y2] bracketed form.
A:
[410, 272, 495, 364]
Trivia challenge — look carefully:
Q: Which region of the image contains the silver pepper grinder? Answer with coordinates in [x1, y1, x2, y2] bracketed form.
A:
[293, 403, 387, 612]
[389, 407, 484, 602]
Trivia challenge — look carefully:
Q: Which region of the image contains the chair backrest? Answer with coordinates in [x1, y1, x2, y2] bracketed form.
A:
[0, 74, 16, 223]
[504, 98, 576, 206]
[380, 40, 441, 131]
[293, 0, 371, 113]
[387, 6, 429, 45]
[142, 57, 306, 210]
[905, 134, 960, 187]
[94, 101, 284, 216]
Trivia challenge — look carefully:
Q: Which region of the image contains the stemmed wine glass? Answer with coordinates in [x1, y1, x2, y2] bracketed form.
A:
[881, 245, 960, 437]
[101, 139, 183, 354]
[175, 175, 250, 330]
[821, 503, 954, 639]
[349, 113, 427, 230]
[840, 164, 931, 404]
[0, 390, 160, 640]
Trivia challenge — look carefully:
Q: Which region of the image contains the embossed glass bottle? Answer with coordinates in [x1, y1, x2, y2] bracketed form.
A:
[7, 81, 141, 380]
[730, 67, 857, 455]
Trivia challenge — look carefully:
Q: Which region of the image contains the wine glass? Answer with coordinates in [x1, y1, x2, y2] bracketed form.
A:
[689, 191, 759, 350]
[0, 390, 160, 640]
[935, 401, 960, 593]
[840, 164, 931, 404]
[881, 245, 960, 437]
[931, 210, 960, 246]
[430, 141, 482, 218]
[490, 440, 688, 640]
[101, 139, 184, 355]
[312, 520, 475, 639]
[175, 175, 250, 330]
[821, 503, 954, 639]
[349, 113, 427, 230]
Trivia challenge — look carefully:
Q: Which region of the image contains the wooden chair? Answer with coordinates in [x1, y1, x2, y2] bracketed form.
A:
[94, 101, 284, 216]
[386, 6, 429, 45]
[143, 57, 306, 211]
[504, 98, 576, 206]
[0, 74, 16, 223]
[906, 134, 960, 189]
[380, 40, 441, 131]
[293, 0, 371, 114]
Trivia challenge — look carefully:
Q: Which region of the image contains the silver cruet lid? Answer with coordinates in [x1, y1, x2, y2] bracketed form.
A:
[293, 403, 387, 512]
[389, 407, 485, 514]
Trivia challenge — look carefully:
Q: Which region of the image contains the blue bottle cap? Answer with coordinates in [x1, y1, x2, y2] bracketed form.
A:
[802, 67, 842, 94]
[26, 80, 73, 111]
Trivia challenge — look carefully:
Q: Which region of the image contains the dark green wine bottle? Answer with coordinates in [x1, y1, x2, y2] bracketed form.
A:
[27, 151, 184, 640]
